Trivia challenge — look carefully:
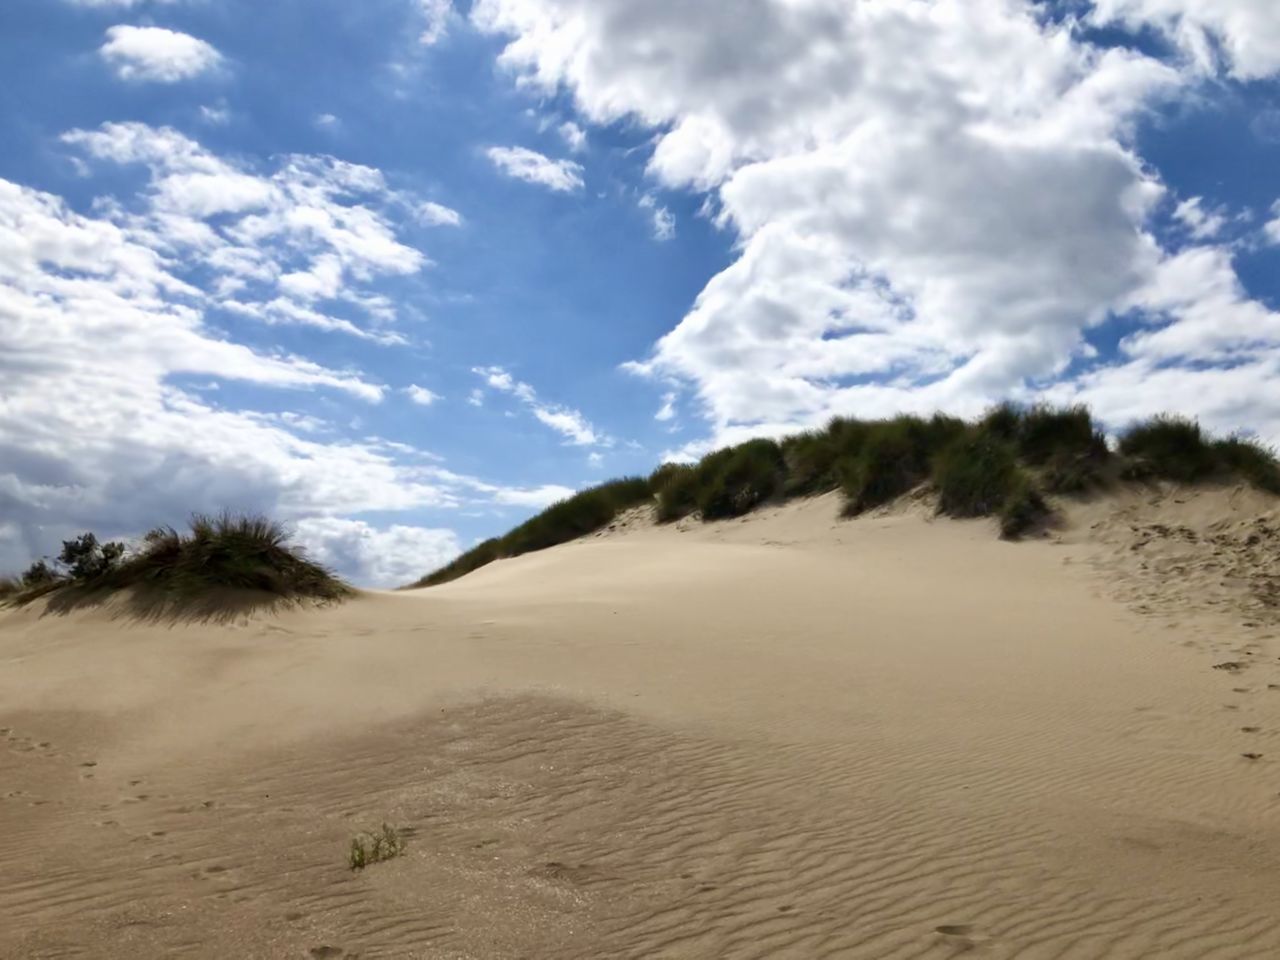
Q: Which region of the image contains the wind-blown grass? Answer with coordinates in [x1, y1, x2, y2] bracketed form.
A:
[2, 513, 349, 607]
[412, 406, 1280, 586]
[412, 477, 653, 587]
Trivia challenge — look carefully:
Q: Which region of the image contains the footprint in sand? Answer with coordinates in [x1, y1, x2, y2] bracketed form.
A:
[309, 948, 346, 959]
[1242, 753, 1264, 761]
[1242, 727, 1261, 733]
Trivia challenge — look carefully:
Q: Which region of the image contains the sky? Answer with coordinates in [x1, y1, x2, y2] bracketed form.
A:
[2, 0, 1280, 586]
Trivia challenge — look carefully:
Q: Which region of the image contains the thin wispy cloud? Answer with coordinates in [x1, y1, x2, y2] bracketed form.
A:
[486, 146, 583, 192]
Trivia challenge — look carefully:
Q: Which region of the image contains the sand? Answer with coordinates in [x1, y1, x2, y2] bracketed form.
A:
[2, 488, 1280, 958]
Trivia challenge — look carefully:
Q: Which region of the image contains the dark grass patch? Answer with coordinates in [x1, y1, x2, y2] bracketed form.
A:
[839, 415, 965, 515]
[1213, 436, 1280, 495]
[999, 474, 1050, 539]
[697, 439, 786, 520]
[652, 463, 702, 523]
[933, 431, 1020, 518]
[1119, 415, 1216, 483]
[3, 513, 349, 608]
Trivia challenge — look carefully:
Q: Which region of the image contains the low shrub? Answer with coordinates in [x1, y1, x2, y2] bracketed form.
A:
[1214, 436, 1280, 495]
[652, 463, 701, 523]
[1119, 416, 1216, 482]
[999, 474, 1050, 539]
[697, 439, 785, 520]
[58, 533, 125, 581]
[5, 514, 349, 605]
[1016, 405, 1103, 465]
[349, 824, 405, 871]
[840, 416, 953, 515]
[934, 432, 1020, 518]
[116, 513, 349, 600]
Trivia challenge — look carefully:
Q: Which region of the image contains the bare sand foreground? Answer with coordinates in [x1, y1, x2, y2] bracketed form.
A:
[2, 490, 1280, 959]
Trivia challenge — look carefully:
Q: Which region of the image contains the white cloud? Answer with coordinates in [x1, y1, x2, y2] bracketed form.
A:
[418, 200, 463, 226]
[486, 145, 583, 192]
[419, 0, 455, 45]
[0, 133, 555, 583]
[404, 384, 441, 406]
[489, 484, 575, 507]
[558, 121, 587, 152]
[472, 0, 1280, 449]
[1173, 196, 1228, 240]
[293, 517, 460, 587]
[639, 194, 675, 241]
[1089, 0, 1280, 80]
[655, 392, 677, 422]
[472, 365, 607, 446]
[315, 113, 341, 130]
[199, 103, 231, 126]
[61, 122, 427, 336]
[100, 25, 222, 83]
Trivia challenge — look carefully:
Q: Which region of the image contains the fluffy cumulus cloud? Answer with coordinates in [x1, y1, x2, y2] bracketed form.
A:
[1089, 0, 1280, 80]
[486, 145, 583, 192]
[293, 518, 460, 588]
[473, 0, 1280, 446]
[0, 126, 572, 584]
[472, 366, 607, 446]
[100, 25, 222, 83]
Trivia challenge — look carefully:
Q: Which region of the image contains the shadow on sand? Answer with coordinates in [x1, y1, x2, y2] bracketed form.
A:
[27, 583, 342, 626]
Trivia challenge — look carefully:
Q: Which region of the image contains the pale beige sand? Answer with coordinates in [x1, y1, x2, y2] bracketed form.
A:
[2, 490, 1280, 958]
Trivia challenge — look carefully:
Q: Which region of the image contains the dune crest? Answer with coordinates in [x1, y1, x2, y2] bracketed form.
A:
[2, 490, 1279, 958]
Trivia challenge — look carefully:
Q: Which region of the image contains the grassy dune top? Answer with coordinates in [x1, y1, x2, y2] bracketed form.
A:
[1, 513, 350, 609]
[413, 408, 1280, 588]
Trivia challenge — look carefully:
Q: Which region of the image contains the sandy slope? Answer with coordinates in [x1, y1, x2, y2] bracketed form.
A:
[2, 490, 1279, 959]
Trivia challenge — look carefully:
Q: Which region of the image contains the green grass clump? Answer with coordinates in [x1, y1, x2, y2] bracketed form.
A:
[933, 431, 1020, 518]
[414, 476, 653, 586]
[840, 415, 964, 515]
[1119, 415, 1216, 482]
[652, 463, 701, 523]
[502, 477, 651, 556]
[1213, 436, 1280, 495]
[999, 474, 1050, 539]
[122, 514, 350, 600]
[349, 824, 405, 871]
[697, 439, 785, 520]
[2, 513, 349, 607]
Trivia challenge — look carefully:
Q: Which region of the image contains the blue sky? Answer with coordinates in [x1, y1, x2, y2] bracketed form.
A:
[2, 0, 1280, 584]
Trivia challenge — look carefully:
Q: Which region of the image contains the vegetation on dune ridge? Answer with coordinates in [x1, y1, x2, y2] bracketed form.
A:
[411, 406, 1280, 588]
[1, 513, 350, 608]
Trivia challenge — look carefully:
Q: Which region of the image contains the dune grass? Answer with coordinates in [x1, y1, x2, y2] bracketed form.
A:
[412, 477, 653, 587]
[348, 824, 406, 872]
[1, 513, 349, 607]
[412, 405, 1280, 587]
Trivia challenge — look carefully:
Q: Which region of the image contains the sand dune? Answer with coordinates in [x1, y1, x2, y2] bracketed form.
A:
[3, 490, 1280, 958]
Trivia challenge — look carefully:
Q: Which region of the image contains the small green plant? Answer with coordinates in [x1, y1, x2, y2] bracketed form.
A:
[58, 533, 125, 581]
[348, 823, 405, 871]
